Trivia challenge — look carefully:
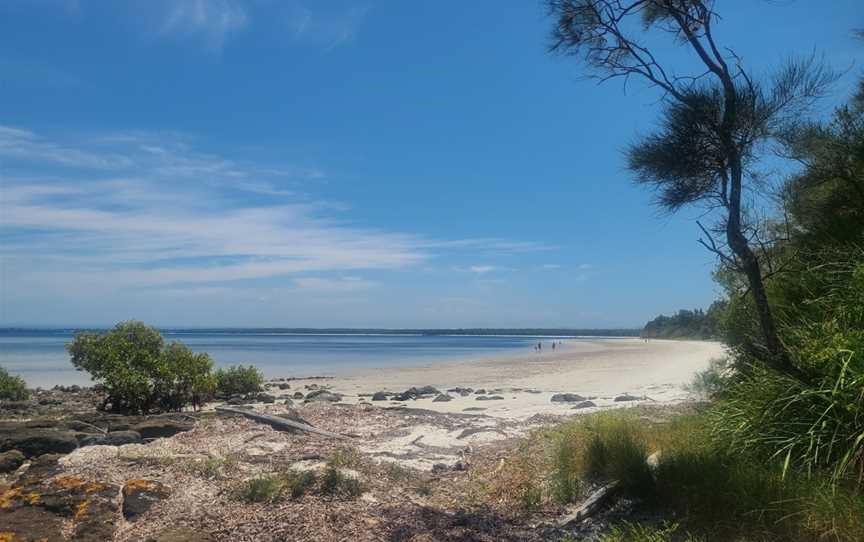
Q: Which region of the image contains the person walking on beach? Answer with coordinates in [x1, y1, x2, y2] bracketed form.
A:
[552, 341, 556, 351]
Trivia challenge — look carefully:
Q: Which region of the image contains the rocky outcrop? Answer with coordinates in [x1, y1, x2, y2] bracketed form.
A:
[122, 479, 170, 521]
[0, 428, 78, 458]
[371, 391, 388, 401]
[0, 449, 25, 473]
[80, 430, 141, 447]
[0, 455, 120, 541]
[131, 419, 193, 440]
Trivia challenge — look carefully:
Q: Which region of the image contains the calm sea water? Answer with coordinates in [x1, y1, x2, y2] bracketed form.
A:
[0, 329, 594, 387]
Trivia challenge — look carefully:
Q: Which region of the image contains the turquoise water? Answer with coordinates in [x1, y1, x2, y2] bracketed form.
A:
[0, 329, 600, 387]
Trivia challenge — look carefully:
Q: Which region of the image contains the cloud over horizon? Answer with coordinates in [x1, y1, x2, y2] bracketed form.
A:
[0, 124, 550, 323]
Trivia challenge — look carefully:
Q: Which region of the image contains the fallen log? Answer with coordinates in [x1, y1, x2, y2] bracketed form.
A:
[555, 480, 620, 527]
[215, 406, 351, 440]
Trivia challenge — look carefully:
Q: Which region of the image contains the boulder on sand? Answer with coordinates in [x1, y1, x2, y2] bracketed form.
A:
[614, 393, 641, 402]
[304, 389, 343, 403]
[551, 393, 587, 403]
[371, 391, 388, 401]
[571, 400, 597, 409]
[432, 394, 453, 402]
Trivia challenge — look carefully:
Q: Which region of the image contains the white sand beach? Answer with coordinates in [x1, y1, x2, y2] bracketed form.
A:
[283, 338, 725, 420]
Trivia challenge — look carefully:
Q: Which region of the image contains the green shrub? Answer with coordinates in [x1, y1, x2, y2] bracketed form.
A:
[215, 365, 264, 396]
[598, 522, 700, 542]
[320, 466, 363, 498]
[66, 321, 216, 413]
[547, 409, 864, 541]
[0, 366, 29, 401]
[551, 411, 654, 503]
[239, 475, 283, 503]
[687, 357, 732, 400]
[283, 469, 317, 498]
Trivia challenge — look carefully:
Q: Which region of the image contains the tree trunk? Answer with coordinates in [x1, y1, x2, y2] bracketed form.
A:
[726, 164, 806, 381]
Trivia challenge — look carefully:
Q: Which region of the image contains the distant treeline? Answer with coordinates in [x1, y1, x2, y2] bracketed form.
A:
[641, 301, 726, 340]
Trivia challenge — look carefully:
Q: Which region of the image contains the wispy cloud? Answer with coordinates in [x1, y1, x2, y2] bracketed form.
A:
[0, 126, 133, 169]
[285, 2, 370, 52]
[469, 265, 496, 274]
[293, 276, 375, 292]
[159, 0, 249, 52]
[0, 125, 547, 303]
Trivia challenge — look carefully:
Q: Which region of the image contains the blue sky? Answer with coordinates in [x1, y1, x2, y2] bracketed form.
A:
[0, 0, 860, 328]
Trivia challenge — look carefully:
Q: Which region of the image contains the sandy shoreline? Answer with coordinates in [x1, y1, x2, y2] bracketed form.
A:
[280, 338, 725, 420]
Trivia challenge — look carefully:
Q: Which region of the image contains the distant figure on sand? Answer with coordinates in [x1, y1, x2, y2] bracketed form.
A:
[537, 342, 542, 352]
[552, 341, 556, 351]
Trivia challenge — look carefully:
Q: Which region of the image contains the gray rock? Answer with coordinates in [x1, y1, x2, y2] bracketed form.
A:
[371, 391, 388, 401]
[132, 419, 193, 439]
[278, 383, 291, 390]
[283, 398, 294, 406]
[571, 400, 597, 409]
[257, 393, 276, 404]
[304, 389, 343, 403]
[0, 401, 32, 411]
[551, 393, 587, 403]
[0, 429, 78, 457]
[614, 394, 641, 402]
[81, 430, 142, 447]
[398, 386, 439, 400]
[476, 395, 504, 401]
[474, 389, 486, 395]
[293, 391, 304, 400]
[122, 479, 170, 521]
[432, 394, 453, 402]
[0, 449, 25, 473]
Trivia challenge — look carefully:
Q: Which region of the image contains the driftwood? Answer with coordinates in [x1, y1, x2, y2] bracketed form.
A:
[555, 480, 621, 527]
[215, 406, 351, 440]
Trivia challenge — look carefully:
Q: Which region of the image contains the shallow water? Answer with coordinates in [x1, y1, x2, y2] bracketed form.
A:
[0, 329, 603, 387]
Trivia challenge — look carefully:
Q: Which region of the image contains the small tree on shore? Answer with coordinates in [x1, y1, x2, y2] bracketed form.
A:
[545, 0, 834, 380]
[67, 321, 215, 413]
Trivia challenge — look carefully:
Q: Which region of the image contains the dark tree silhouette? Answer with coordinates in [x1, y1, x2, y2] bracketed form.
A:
[546, 0, 834, 380]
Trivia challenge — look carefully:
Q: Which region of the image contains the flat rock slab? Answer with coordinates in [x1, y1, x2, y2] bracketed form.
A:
[0, 428, 79, 457]
[122, 479, 170, 521]
[132, 420, 193, 439]
[0, 454, 120, 541]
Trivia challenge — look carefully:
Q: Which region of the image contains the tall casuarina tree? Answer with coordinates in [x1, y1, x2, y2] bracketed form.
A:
[546, 0, 834, 380]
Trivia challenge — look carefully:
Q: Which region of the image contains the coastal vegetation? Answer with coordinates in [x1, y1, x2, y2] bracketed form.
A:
[0, 366, 28, 401]
[541, 0, 864, 538]
[641, 302, 725, 339]
[67, 321, 218, 413]
[214, 365, 264, 396]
